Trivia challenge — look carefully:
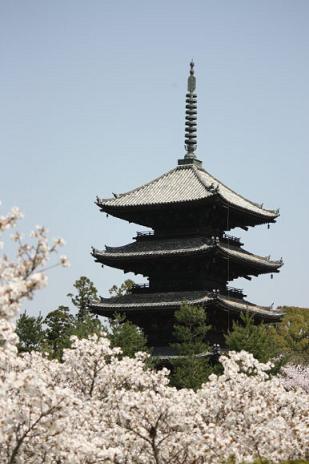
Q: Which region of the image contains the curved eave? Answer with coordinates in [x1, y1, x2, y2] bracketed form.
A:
[195, 167, 279, 221]
[89, 292, 282, 320]
[90, 291, 212, 313]
[96, 195, 279, 224]
[91, 244, 214, 260]
[217, 246, 283, 271]
[95, 163, 279, 223]
[217, 195, 279, 223]
[216, 296, 283, 320]
[91, 245, 283, 273]
[96, 195, 215, 213]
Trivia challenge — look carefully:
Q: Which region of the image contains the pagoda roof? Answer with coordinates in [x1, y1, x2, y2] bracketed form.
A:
[90, 290, 282, 320]
[92, 236, 283, 271]
[97, 164, 279, 220]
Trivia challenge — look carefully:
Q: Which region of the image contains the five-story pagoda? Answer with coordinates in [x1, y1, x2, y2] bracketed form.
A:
[90, 62, 283, 352]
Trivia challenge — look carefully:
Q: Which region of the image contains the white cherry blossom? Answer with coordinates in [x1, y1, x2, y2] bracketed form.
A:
[0, 204, 308, 463]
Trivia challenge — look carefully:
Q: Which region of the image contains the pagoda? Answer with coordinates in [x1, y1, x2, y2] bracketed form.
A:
[90, 62, 283, 351]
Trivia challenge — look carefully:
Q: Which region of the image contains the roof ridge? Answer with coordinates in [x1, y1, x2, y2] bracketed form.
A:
[101, 166, 179, 204]
[191, 165, 215, 194]
[197, 166, 279, 216]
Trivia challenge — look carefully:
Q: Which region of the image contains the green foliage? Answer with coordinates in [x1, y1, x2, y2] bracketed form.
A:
[225, 308, 309, 367]
[170, 304, 212, 390]
[15, 277, 147, 361]
[16, 276, 145, 361]
[170, 356, 213, 390]
[16, 307, 102, 361]
[16, 311, 45, 353]
[16, 276, 104, 360]
[73, 312, 102, 340]
[44, 305, 75, 360]
[225, 313, 279, 363]
[271, 307, 309, 364]
[109, 314, 148, 357]
[173, 303, 211, 355]
[43, 275, 103, 359]
[66, 275, 102, 345]
[67, 275, 99, 320]
[109, 279, 135, 297]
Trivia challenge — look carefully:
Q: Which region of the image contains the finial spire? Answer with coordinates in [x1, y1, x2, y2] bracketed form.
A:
[187, 60, 196, 92]
[178, 61, 202, 167]
[184, 60, 197, 158]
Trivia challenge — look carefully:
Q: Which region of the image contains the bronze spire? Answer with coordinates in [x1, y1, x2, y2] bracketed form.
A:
[184, 60, 197, 158]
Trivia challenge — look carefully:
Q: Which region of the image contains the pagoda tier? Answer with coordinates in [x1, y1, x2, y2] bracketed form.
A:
[92, 236, 282, 287]
[91, 291, 283, 347]
[91, 290, 282, 320]
[96, 163, 279, 232]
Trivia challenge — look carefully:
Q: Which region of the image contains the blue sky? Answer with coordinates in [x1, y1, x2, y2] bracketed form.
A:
[1, 0, 308, 316]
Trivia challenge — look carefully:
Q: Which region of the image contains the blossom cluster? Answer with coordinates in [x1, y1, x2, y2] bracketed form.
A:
[0, 205, 308, 463]
[0, 205, 69, 344]
[1, 336, 308, 463]
[280, 364, 309, 393]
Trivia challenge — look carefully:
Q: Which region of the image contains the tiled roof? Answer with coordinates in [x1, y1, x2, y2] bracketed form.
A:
[93, 290, 211, 309]
[92, 237, 282, 269]
[98, 164, 279, 219]
[219, 246, 283, 268]
[90, 290, 282, 319]
[216, 295, 282, 318]
[100, 166, 211, 207]
[196, 169, 278, 218]
[103, 236, 208, 254]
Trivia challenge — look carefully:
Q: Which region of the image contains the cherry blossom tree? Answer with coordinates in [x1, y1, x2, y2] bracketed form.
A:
[0, 203, 308, 463]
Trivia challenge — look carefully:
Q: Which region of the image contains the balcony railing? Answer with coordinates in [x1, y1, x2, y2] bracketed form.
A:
[130, 283, 150, 293]
[222, 233, 241, 245]
[135, 231, 242, 243]
[211, 286, 245, 299]
[226, 286, 245, 298]
[135, 231, 154, 239]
